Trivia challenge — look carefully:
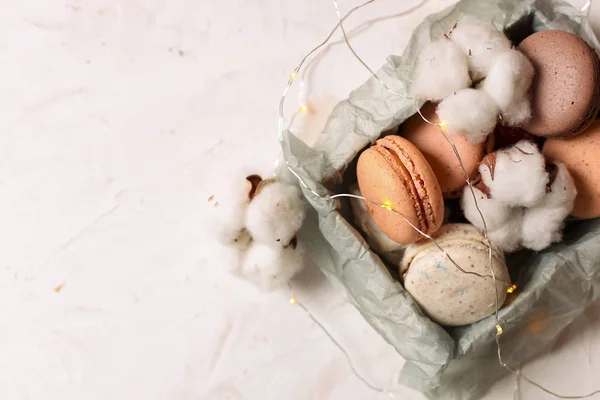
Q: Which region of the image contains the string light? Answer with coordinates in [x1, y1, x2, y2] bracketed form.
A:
[439, 120, 448, 132]
[496, 323, 504, 336]
[288, 284, 398, 398]
[381, 199, 394, 211]
[298, 104, 308, 113]
[276, 0, 600, 398]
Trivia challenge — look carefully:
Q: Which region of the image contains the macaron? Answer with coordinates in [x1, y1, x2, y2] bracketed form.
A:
[543, 119, 600, 219]
[518, 30, 600, 138]
[400, 223, 511, 326]
[349, 184, 406, 265]
[356, 135, 444, 244]
[400, 103, 487, 198]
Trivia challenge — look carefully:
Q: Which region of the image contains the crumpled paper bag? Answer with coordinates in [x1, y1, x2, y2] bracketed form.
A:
[280, 0, 600, 398]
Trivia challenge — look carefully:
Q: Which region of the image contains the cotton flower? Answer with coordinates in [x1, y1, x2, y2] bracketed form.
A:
[410, 38, 471, 101]
[480, 49, 534, 126]
[241, 241, 306, 291]
[436, 88, 499, 144]
[450, 18, 512, 81]
[210, 173, 308, 291]
[487, 210, 524, 252]
[481, 140, 548, 207]
[212, 176, 253, 244]
[521, 163, 577, 250]
[501, 98, 533, 127]
[461, 185, 523, 252]
[245, 181, 306, 245]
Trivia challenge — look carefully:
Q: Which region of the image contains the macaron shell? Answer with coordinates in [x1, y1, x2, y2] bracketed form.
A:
[401, 103, 485, 198]
[349, 184, 406, 265]
[400, 223, 501, 274]
[356, 136, 444, 244]
[401, 224, 510, 326]
[377, 136, 444, 232]
[518, 30, 600, 138]
[357, 146, 422, 244]
[543, 119, 600, 219]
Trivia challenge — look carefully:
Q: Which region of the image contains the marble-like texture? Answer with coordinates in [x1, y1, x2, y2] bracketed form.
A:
[1, 0, 599, 399]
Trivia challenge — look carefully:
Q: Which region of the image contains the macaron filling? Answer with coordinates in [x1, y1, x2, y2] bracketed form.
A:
[376, 138, 438, 233]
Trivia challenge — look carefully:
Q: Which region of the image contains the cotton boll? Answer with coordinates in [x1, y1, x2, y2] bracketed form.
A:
[436, 89, 499, 144]
[216, 231, 253, 274]
[410, 39, 471, 101]
[481, 49, 534, 117]
[481, 141, 548, 207]
[349, 185, 405, 265]
[211, 178, 252, 244]
[461, 186, 515, 231]
[245, 181, 306, 245]
[501, 98, 532, 126]
[461, 185, 523, 252]
[241, 242, 306, 291]
[521, 163, 577, 251]
[450, 18, 512, 81]
[487, 209, 524, 252]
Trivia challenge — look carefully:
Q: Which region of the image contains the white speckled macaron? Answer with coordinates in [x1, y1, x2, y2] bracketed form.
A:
[400, 224, 511, 326]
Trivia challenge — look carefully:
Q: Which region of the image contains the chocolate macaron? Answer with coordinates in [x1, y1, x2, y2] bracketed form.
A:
[543, 119, 600, 219]
[401, 103, 488, 198]
[518, 30, 600, 138]
[356, 136, 444, 244]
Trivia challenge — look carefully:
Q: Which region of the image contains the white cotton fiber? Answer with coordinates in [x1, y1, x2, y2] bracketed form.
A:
[487, 209, 524, 253]
[480, 49, 534, 121]
[410, 39, 472, 101]
[436, 88, 499, 144]
[212, 178, 252, 244]
[461, 185, 523, 252]
[461, 186, 514, 232]
[349, 185, 405, 265]
[216, 230, 253, 274]
[481, 141, 548, 207]
[245, 181, 306, 245]
[241, 242, 306, 291]
[450, 18, 512, 81]
[501, 98, 532, 127]
[521, 163, 577, 251]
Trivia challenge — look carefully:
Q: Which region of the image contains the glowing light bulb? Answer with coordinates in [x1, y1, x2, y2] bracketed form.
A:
[290, 70, 297, 79]
[289, 297, 297, 305]
[439, 120, 447, 132]
[496, 323, 503, 336]
[381, 200, 393, 212]
[298, 104, 308, 113]
[507, 284, 517, 294]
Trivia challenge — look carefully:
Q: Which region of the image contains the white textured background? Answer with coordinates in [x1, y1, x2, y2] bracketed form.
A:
[1, 0, 600, 399]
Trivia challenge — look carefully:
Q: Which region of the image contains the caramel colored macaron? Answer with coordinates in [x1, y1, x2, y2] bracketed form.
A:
[518, 30, 600, 138]
[356, 135, 444, 244]
[543, 119, 600, 219]
[401, 103, 487, 198]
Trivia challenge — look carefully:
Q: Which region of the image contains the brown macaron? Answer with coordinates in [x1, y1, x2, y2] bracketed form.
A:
[518, 30, 600, 138]
[356, 136, 444, 244]
[543, 119, 600, 219]
[401, 103, 487, 198]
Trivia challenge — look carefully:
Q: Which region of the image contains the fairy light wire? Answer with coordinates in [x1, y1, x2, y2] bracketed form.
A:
[277, 0, 600, 398]
[288, 283, 396, 398]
